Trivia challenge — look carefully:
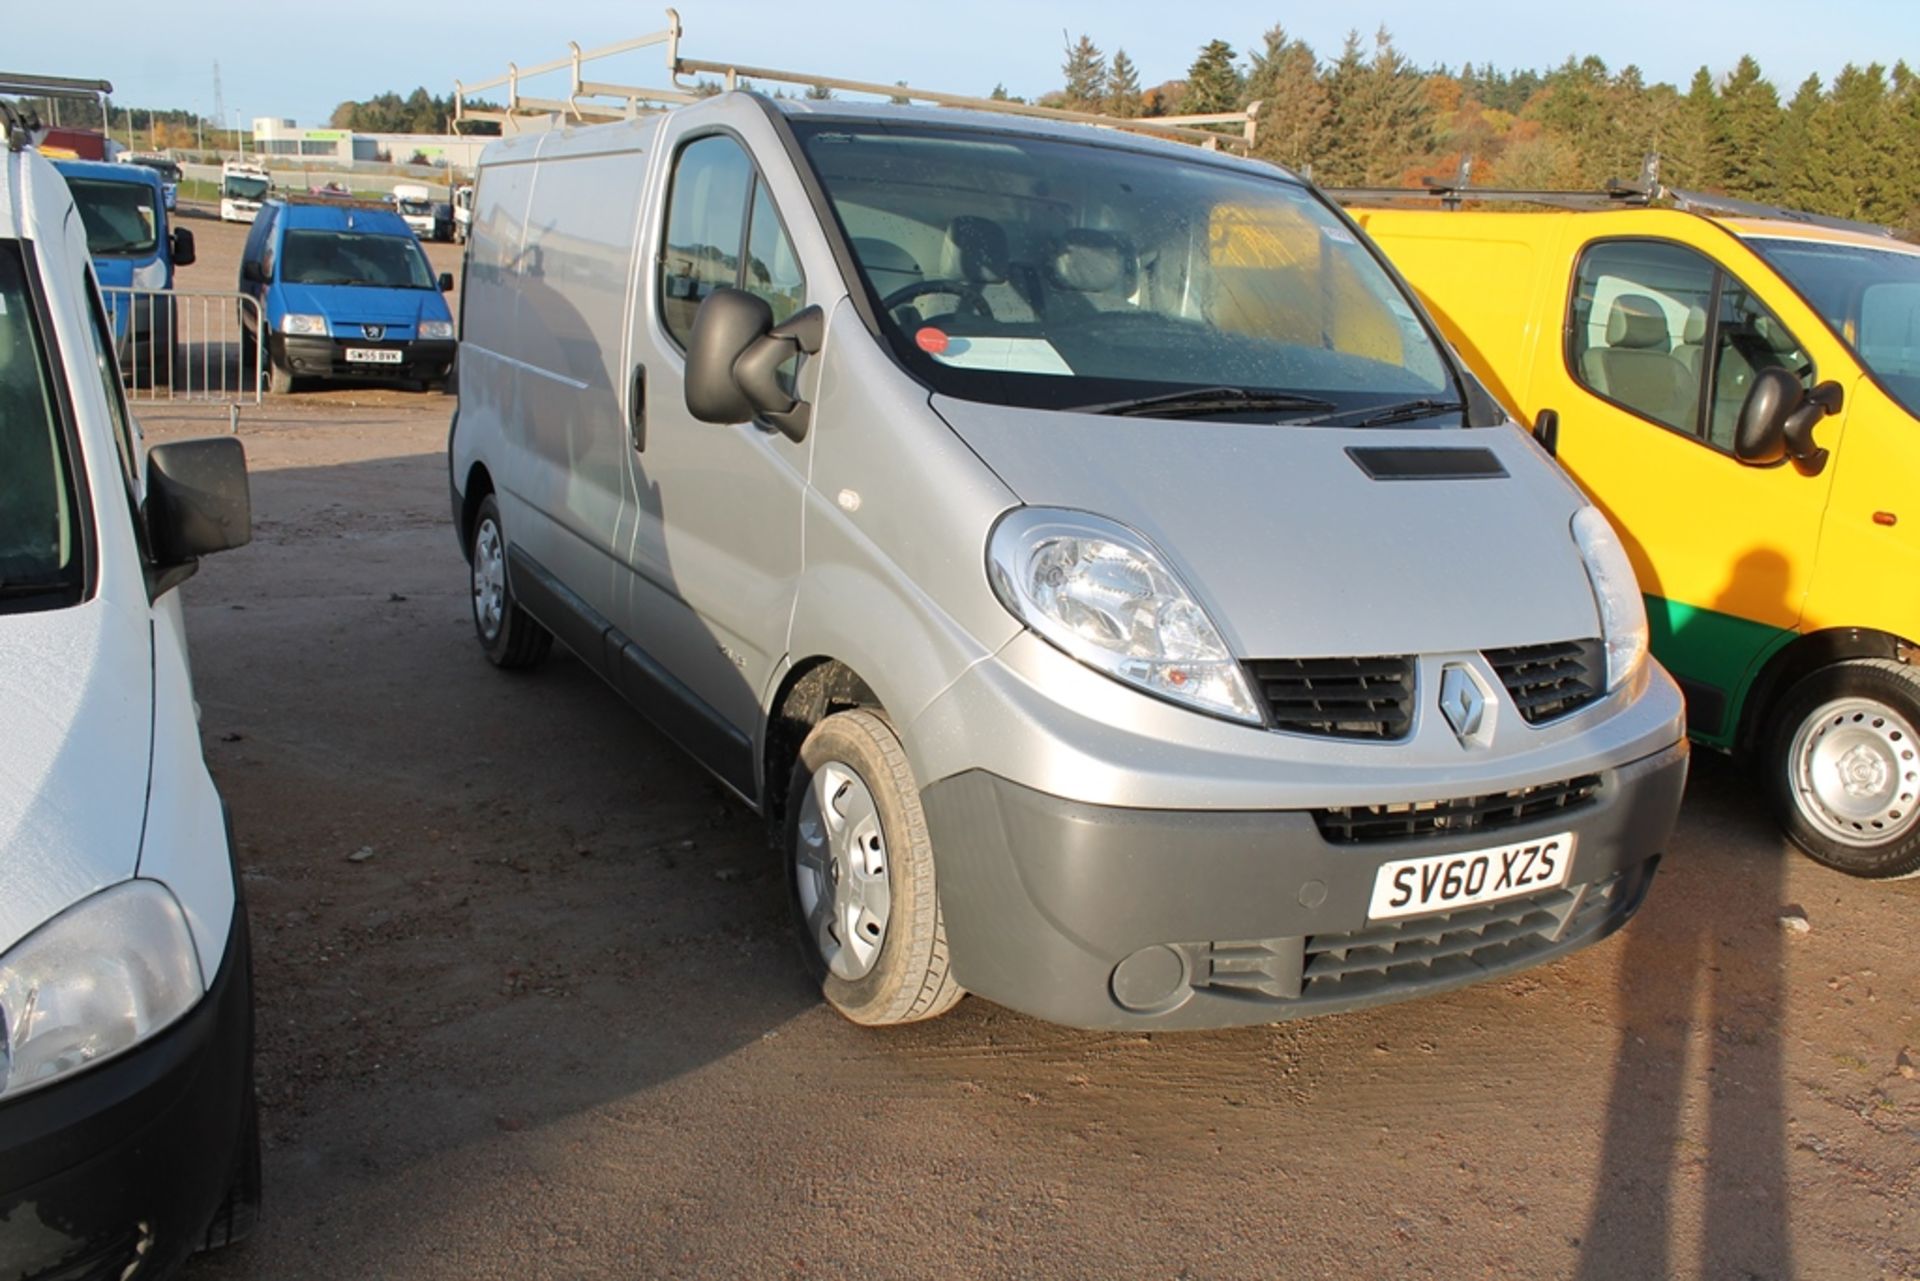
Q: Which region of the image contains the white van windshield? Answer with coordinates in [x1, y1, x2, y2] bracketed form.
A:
[281, 229, 436, 289]
[0, 243, 85, 609]
[1750, 236, 1920, 419]
[794, 120, 1455, 418]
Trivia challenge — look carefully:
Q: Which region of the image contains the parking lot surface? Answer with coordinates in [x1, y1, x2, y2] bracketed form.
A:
[145, 215, 1918, 1280]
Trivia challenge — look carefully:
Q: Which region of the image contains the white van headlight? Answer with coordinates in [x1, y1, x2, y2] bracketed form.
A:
[281, 313, 328, 336]
[0, 881, 204, 1100]
[989, 508, 1263, 724]
[1571, 506, 1649, 690]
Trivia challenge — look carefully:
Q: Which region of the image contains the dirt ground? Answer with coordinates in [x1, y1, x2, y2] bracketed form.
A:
[138, 217, 1919, 1280]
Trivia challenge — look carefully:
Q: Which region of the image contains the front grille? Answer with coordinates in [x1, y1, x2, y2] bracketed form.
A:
[1488, 639, 1606, 724]
[1247, 655, 1415, 740]
[1313, 773, 1601, 844]
[1299, 871, 1628, 1003]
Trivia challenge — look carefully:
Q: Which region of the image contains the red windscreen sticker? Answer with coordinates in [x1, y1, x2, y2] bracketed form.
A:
[915, 327, 949, 355]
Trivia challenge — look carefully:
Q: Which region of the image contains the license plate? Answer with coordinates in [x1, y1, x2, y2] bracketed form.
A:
[344, 348, 403, 364]
[1367, 831, 1576, 921]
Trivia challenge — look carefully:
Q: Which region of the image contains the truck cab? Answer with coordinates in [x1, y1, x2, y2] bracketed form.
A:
[238, 196, 456, 393]
[390, 182, 447, 241]
[1355, 200, 1920, 877]
[220, 159, 270, 223]
[49, 157, 195, 387]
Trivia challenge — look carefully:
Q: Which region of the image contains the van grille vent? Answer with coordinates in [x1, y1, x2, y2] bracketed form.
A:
[1246, 656, 1415, 740]
[1314, 774, 1602, 844]
[1487, 639, 1606, 724]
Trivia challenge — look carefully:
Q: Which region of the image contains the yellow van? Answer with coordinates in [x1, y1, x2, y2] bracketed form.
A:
[1350, 195, 1920, 877]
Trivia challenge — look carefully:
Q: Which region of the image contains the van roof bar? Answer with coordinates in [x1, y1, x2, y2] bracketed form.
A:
[1324, 151, 1897, 238]
[0, 72, 114, 152]
[453, 9, 1261, 153]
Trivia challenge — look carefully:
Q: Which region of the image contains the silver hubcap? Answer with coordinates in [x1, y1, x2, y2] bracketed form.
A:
[1790, 696, 1920, 847]
[472, 517, 506, 641]
[794, 762, 892, 981]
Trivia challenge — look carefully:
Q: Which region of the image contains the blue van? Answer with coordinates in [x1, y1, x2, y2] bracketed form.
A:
[51, 158, 195, 386]
[237, 197, 456, 394]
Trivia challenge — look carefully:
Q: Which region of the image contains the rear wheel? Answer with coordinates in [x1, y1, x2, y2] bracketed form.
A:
[1767, 658, 1920, 877]
[468, 493, 551, 670]
[786, 709, 964, 1025]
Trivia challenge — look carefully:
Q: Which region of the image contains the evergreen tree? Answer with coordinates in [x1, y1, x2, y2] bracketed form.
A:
[1773, 73, 1825, 209]
[1320, 28, 1434, 185]
[805, 83, 834, 101]
[1183, 39, 1244, 115]
[1809, 63, 1901, 220]
[1713, 55, 1783, 199]
[1245, 25, 1329, 168]
[1663, 67, 1721, 188]
[1106, 49, 1144, 117]
[1062, 34, 1107, 110]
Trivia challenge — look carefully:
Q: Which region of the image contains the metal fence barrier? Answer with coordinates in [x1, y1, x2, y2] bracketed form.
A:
[99, 287, 265, 404]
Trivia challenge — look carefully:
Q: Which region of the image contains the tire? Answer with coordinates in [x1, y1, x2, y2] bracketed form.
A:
[786, 709, 964, 1025]
[267, 352, 295, 396]
[468, 493, 551, 670]
[1766, 658, 1920, 877]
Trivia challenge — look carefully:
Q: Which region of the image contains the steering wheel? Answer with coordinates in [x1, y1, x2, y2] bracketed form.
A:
[882, 278, 992, 321]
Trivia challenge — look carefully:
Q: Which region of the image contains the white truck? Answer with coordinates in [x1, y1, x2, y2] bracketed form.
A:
[391, 181, 449, 241]
[452, 182, 473, 243]
[220, 159, 270, 223]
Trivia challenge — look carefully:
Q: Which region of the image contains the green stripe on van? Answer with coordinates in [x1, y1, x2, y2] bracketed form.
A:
[1644, 595, 1796, 747]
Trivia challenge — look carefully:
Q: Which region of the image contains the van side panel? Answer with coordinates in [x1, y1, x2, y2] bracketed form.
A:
[456, 144, 537, 547]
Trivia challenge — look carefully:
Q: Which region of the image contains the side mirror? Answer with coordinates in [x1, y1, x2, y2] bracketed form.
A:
[241, 259, 265, 284]
[143, 437, 252, 599]
[1735, 368, 1841, 476]
[171, 226, 196, 267]
[683, 287, 825, 442]
[1532, 408, 1559, 457]
[438, 271, 455, 292]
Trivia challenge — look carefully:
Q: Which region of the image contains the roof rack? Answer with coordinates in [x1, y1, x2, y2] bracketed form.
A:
[453, 9, 1261, 153]
[1323, 153, 1898, 238]
[0, 72, 113, 152]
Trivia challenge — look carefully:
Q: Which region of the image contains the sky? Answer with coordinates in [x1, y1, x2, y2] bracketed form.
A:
[14, 0, 1918, 129]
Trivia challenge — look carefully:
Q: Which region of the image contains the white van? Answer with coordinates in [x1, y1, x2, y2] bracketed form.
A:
[450, 90, 1689, 1030]
[1, 121, 258, 1273]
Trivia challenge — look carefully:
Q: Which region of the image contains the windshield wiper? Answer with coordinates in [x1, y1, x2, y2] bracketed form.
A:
[1070, 386, 1337, 419]
[1292, 398, 1467, 429]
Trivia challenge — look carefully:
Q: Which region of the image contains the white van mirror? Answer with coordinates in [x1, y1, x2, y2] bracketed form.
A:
[684, 287, 824, 442]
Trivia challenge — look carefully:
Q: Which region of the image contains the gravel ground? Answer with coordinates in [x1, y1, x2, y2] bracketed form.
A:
[134, 217, 1918, 1281]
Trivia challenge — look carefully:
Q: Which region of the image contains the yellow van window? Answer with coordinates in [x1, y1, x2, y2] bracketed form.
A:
[1207, 200, 1404, 366]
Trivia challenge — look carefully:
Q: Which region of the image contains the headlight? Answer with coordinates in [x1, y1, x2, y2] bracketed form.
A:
[281, 313, 328, 336]
[988, 508, 1262, 724]
[1572, 505, 1649, 690]
[0, 881, 203, 1100]
[419, 320, 454, 340]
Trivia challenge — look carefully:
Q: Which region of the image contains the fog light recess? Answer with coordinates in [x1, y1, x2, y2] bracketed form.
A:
[1110, 944, 1192, 1014]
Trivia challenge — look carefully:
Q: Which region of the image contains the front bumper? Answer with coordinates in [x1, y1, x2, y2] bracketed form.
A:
[923, 737, 1688, 1030]
[275, 333, 455, 383]
[0, 903, 254, 1281]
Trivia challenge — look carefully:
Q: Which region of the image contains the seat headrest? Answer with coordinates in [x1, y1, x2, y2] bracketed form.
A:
[1046, 229, 1137, 295]
[1606, 294, 1673, 350]
[939, 217, 1009, 285]
[1682, 305, 1708, 345]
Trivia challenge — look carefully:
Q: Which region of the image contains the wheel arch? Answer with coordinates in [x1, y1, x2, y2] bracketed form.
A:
[457, 461, 495, 557]
[1737, 626, 1920, 753]
[762, 658, 883, 842]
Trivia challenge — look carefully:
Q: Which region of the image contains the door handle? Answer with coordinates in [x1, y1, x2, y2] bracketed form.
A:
[629, 362, 647, 452]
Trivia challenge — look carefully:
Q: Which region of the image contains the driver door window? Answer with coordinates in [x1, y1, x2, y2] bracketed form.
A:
[1569, 240, 1811, 451]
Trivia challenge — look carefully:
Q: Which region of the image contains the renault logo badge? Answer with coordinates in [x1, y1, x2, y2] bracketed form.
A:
[1439, 664, 1489, 744]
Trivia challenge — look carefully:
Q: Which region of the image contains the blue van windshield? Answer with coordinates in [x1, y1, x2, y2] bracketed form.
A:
[281, 229, 435, 289]
[65, 178, 158, 257]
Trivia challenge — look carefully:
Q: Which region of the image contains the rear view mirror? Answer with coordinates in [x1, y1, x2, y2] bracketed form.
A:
[1735, 369, 1841, 476]
[438, 272, 455, 293]
[171, 226, 196, 267]
[143, 437, 252, 598]
[684, 288, 826, 441]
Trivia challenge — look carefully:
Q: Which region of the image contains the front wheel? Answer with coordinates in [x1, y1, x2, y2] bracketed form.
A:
[1767, 658, 1920, 877]
[468, 493, 551, 670]
[787, 710, 964, 1025]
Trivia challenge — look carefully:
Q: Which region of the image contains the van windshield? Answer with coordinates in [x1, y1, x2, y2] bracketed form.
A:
[0, 242, 85, 610]
[65, 178, 158, 257]
[793, 120, 1455, 417]
[280, 229, 436, 289]
[1749, 236, 1920, 419]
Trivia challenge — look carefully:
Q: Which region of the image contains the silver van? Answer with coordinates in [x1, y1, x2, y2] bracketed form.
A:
[448, 91, 1689, 1030]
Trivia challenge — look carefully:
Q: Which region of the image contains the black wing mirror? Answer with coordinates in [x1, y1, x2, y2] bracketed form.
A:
[170, 226, 196, 267]
[1735, 368, 1841, 477]
[683, 287, 825, 442]
[240, 259, 265, 284]
[143, 437, 252, 599]
[438, 271, 455, 292]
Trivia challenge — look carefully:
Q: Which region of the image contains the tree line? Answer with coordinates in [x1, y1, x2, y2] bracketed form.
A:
[1039, 28, 1920, 232]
